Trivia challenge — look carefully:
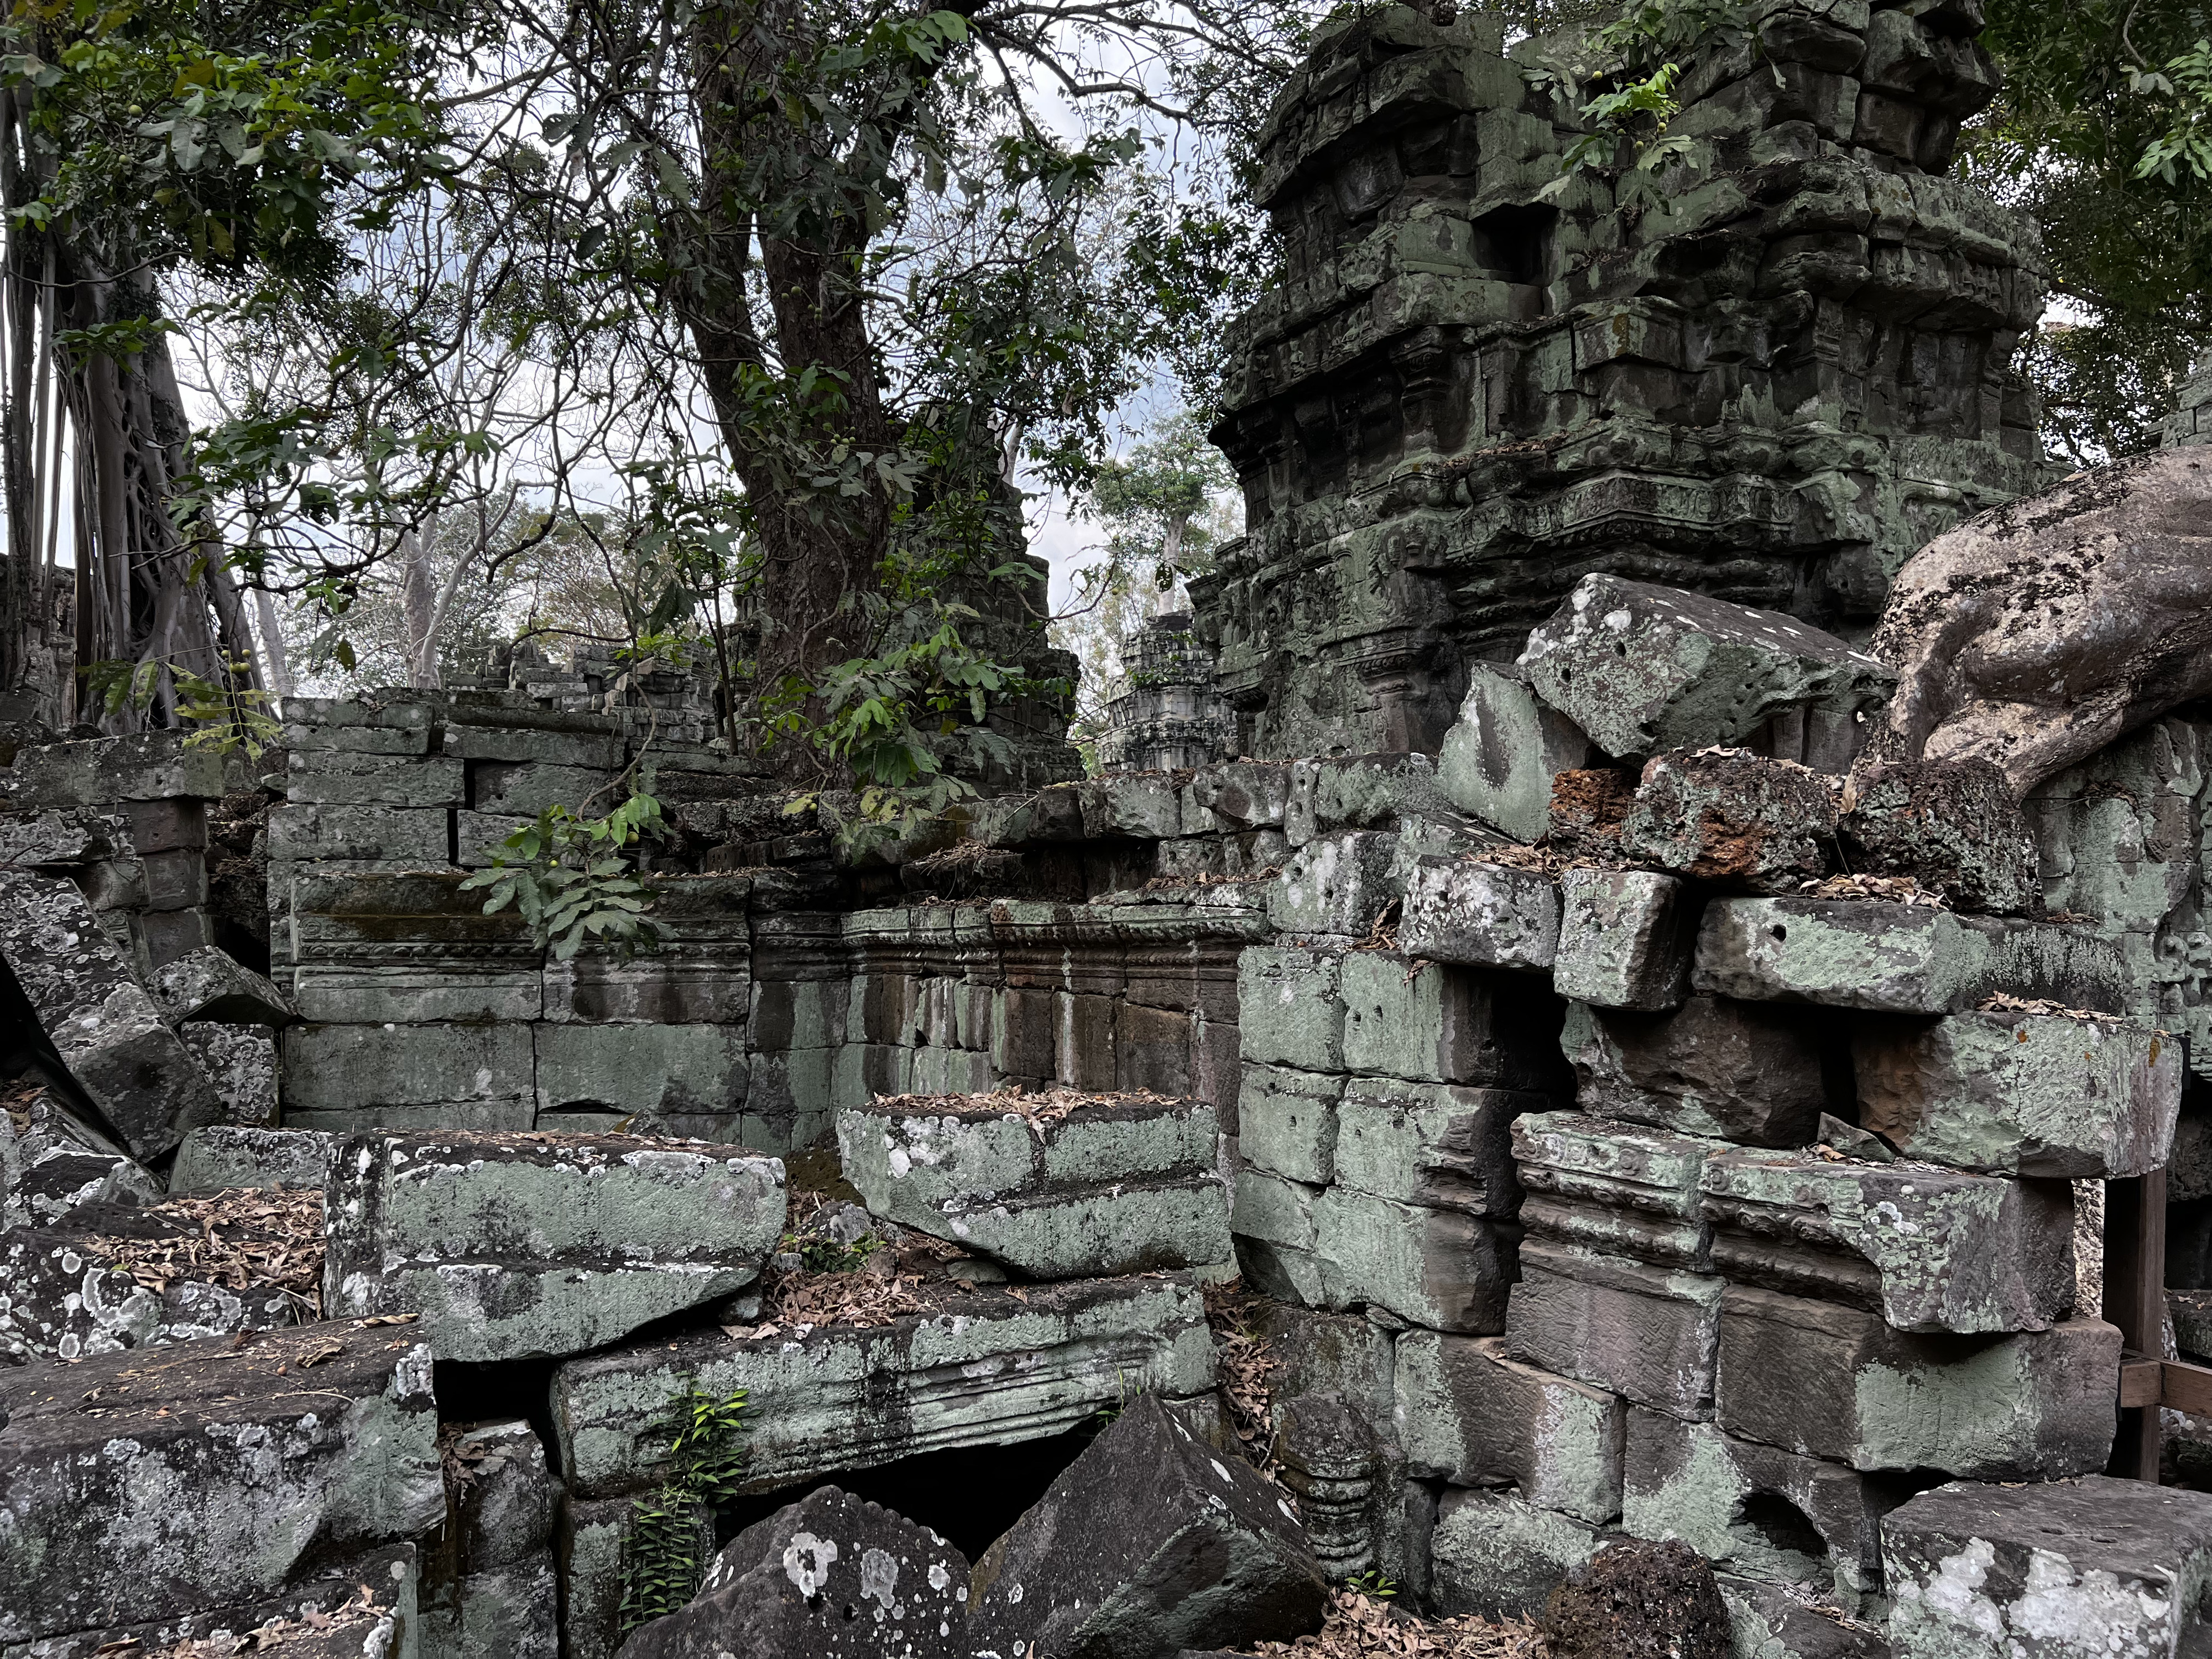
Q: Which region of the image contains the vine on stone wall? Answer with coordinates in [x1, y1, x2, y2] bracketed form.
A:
[617, 1386, 753, 1635]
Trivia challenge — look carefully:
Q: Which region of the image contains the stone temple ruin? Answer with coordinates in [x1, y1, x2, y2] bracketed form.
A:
[8, 6, 2212, 1659]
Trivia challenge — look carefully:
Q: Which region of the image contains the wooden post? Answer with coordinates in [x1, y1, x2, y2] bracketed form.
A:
[2106, 1170, 2169, 1481]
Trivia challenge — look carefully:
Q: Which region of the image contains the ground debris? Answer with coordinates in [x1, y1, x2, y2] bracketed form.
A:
[122, 1583, 384, 1655]
[1205, 1278, 1280, 1457]
[872, 1084, 1184, 1132]
[1241, 1588, 1548, 1657]
[76, 1187, 325, 1314]
[1793, 872, 1947, 907]
[1976, 992, 2128, 1024]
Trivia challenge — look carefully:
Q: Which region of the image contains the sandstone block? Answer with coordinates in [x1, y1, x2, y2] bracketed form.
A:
[966, 1394, 1329, 1659]
[1513, 1110, 1718, 1269]
[1715, 1286, 2119, 1477]
[1428, 1488, 1606, 1620]
[419, 1556, 557, 1659]
[836, 1092, 1230, 1277]
[1238, 945, 1348, 1072]
[1267, 828, 1401, 935]
[1884, 1476, 2212, 1658]
[0, 1319, 442, 1644]
[1341, 950, 1561, 1089]
[1396, 1329, 1625, 1523]
[1082, 772, 1183, 838]
[7, 731, 228, 806]
[533, 1020, 748, 1119]
[441, 723, 623, 766]
[1854, 1009, 2180, 1178]
[558, 1493, 713, 1659]
[1287, 753, 1449, 846]
[149, 944, 298, 1026]
[1314, 1186, 1512, 1333]
[1520, 574, 1892, 763]
[288, 750, 465, 807]
[1399, 857, 1561, 969]
[468, 760, 617, 817]
[1333, 1076, 1537, 1216]
[280, 1021, 535, 1124]
[1232, 1166, 1320, 1253]
[1549, 768, 1639, 859]
[1438, 662, 1594, 842]
[170, 1124, 337, 1192]
[552, 1277, 1215, 1499]
[1239, 1064, 1342, 1185]
[1620, 750, 1837, 893]
[1719, 1576, 1892, 1659]
[179, 1024, 279, 1125]
[1190, 761, 1293, 830]
[0, 1093, 160, 1230]
[324, 1129, 784, 1361]
[1561, 995, 1826, 1147]
[0, 806, 127, 867]
[441, 1418, 560, 1572]
[1840, 757, 2039, 912]
[1505, 1240, 1724, 1418]
[1553, 869, 1695, 1010]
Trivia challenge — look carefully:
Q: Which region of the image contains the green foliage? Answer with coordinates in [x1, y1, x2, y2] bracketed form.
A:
[462, 787, 666, 962]
[82, 651, 278, 757]
[618, 1386, 752, 1636]
[1345, 1568, 1400, 1598]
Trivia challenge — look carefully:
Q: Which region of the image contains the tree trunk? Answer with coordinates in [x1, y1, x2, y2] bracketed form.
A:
[398, 525, 441, 688]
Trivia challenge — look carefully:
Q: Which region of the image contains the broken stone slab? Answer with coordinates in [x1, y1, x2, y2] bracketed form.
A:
[1853, 1008, 2181, 1178]
[1619, 750, 1838, 894]
[1287, 753, 1451, 846]
[1714, 1286, 2120, 1478]
[1398, 857, 1561, 969]
[617, 1485, 969, 1659]
[1188, 761, 1293, 830]
[966, 1392, 1329, 1658]
[1239, 1064, 1342, 1186]
[180, 1024, 278, 1126]
[1313, 1185, 1512, 1333]
[1238, 945, 1348, 1073]
[1561, 995, 1827, 1147]
[1512, 1110, 1719, 1269]
[0, 1317, 443, 1644]
[1839, 758, 2039, 913]
[0, 871, 224, 1161]
[1550, 768, 1639, 859]
[1505, 1240, 1724, 1420]
[1267, 828, 1401, 935]
[836, 1091, 1230, 1277]
[0, 1092, 159, 1229]
[1438, 662, 1595, 843]
[0, 807, 128, 868]
[1427, 1488, 1606, 1620]
[170, 1124, 337, 1192]
[1553, 869, 1695, 1011]
[322, 1130, 785, 1363]
[1395, 1329, 1626, 1524]
[1719, 1577, 1892, 1659]
[1339, 949, 1565, 1091]
[1884, 1475, 2212, 1659]
[1623, 1410, 1905, 1615]
[553, 1275, 1215, 1499]
[1082, 771, 1185, 839]
[1700, 1148, 2076, 1334]
[1520, 573, 1893, 765]
[1694, 897, 2127, 1014]
[6, 731, 229, 806]
[1332, 1076, 1540, 1217]
[148, 945, 299, 1026]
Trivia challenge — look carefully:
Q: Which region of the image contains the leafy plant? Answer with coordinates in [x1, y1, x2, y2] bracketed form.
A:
[1345, 1568, 1400, 1598]
[618, 1386, 752, 1635]
[82, 653, 279, 758]
[462, 785, 666, 961]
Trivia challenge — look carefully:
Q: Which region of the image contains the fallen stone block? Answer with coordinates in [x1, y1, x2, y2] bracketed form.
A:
[1520, 573, 1892, 764]
[1694, 897, 2127, 1014]
[1541, 1538, 1733, 1659]
[1839, 758, 2039, 912]
[0, 1318, 443, 1644]
[1854, 1008, 2180, 1178]
[1314, 1185, 1512, 1333]
[170, 1124, 337, 1192]
[1714, 1286, 2119, 1477]
[1396, 1328, 1625, 1523]
[1700, 1148, 2075, 1334]
[1623, 1410, 1902, 1614]
[1189, 761, 1293, 830]
[1553, 869, 1695, 1011]
[1619, 750, 1838, 893]
[1718, 1577, 1891, 1659]
[836, 1091, 1230, 1277]
[1082, 771, 1185, 839]
[1340, 950, 1563, 1089]
[1268, 828, 1400, 935]
[0, 1187, 321, 1362]
[1561, 995, 1827, 1147]
[1238, 945, 1348, 1073]
[417, 1417, 563, 1659]
[149, 944, 299, 1026]
[1427, 1487, 1605, 1620]
[620, 1485, 971, 1659]
[967, 1392, 1329, 1658]
[1884, 1476, 2212, 1659]
[0, 871, 223, 1161]
[1332, 1076, 1537, 1217]
[0, 806, 128, 868]
[1513, 1110, 1718, 1269]
[0, 1091, 159, 1229]
[553, 1275, 1214, 1499]
[1438, 662, 1594, 843]
[1239, 1065, 1342, 1186]
[175, 1025, 273, 1128]
[323, 1130, 784, 1362]
[1399, 857, 1561, 969]
[1505, 1239, 1724, 1419]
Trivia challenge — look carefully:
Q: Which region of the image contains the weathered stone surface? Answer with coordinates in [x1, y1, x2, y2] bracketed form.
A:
[1238, 945, 1348, 1073]
[533, 1020, 748, 1123]
[1396, 1329, 1625, 1524]
[1854, 1009, 2180, 1178]
[280, 1021, 535, 1130]
[7, 731, 228, 806]
[267, 801, 452, 864]
[1505, 1240, 1724, 1420]
[1239, 1064, 1342, 1186]
[1701, 1148, 2075, 1334]
[1620, 751, 1838, 893]
[1550, 769, 1639, 860]
[1287, 754, 1450, 846]
[1230, 1167, 1326, 1306]
[1870, 447, 2212, 796]
[1340, 950, 1563, 1089]
[0, 872, 223, 1161]
[1333, 1076, 1537, 1217]
[180, 1024, 279, 1125]
[1082, 771, 1184, 839]
[1553, 870, 1695, 1011]
[1719, 1576, 1891, 1659]
[440, 1417, 559, 1572]
[1522, 576, 1894, 764]
[1268, 829, 1400, 935]
[0, 1093, 159, 1229]
[1438, 664, 1594, 843]
[620, 1486, 970, 1659]
[1427, 1488, 1605, 1620]
[419, 1556, 557, 1659]
[1883, 1475, 2212, 1658]
[170, 1124, 336, 1192]
[836, 1092, 1230, 1277]
[0, 1319, 442, 1644]
[288, 749, 466, 807]
[2176, 1289, 2212, 1362]
[1839, 758, 2039, 912]
[1513, 1111, 1718, 1269]
[1561, 996, 1826, 1147]
[1399, 858, 1561, 969]
[149, 945, 299, 1026]
[1313, 1185, 1511, 1333]
[1190, 761, 1293, 830]
[1542, 1538, 1733, 1659]
[1694, 897, 2127, 1014]
[0, 807, 128, 868]
[1623, 1410, 1906, 1614]
[1269, 1390, 1391, 1580]
[966, 1394, 1329, 1659]
[324, 1130, 784, 1361]
[558, 1493, 713, 1659]
[553, 1275, 1214, 1498]
[1714, 1286, 2119, 1477]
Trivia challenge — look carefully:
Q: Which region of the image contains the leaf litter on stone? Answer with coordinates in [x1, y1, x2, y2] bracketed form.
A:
[1239, 1588, 1547, 1657]
[75, 1188, 326, 1314]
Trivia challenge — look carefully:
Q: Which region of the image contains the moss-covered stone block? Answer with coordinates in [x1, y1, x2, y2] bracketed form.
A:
[1314, 1186, 1512, 1332]
[1505, 1240, 1725, 1420]
[1397, 1329, 1626, 1523]
[1513, 1110, 1720, 1269]
[1553, 869, 1695, 1011]
[1238, 945, 1348, 1072]
[1399, 857, 1561, 969]
[1438, 663, 1593, 842]
[1428, 1488, 1605, 1620]
[1239, 1063, 1342, 1185]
